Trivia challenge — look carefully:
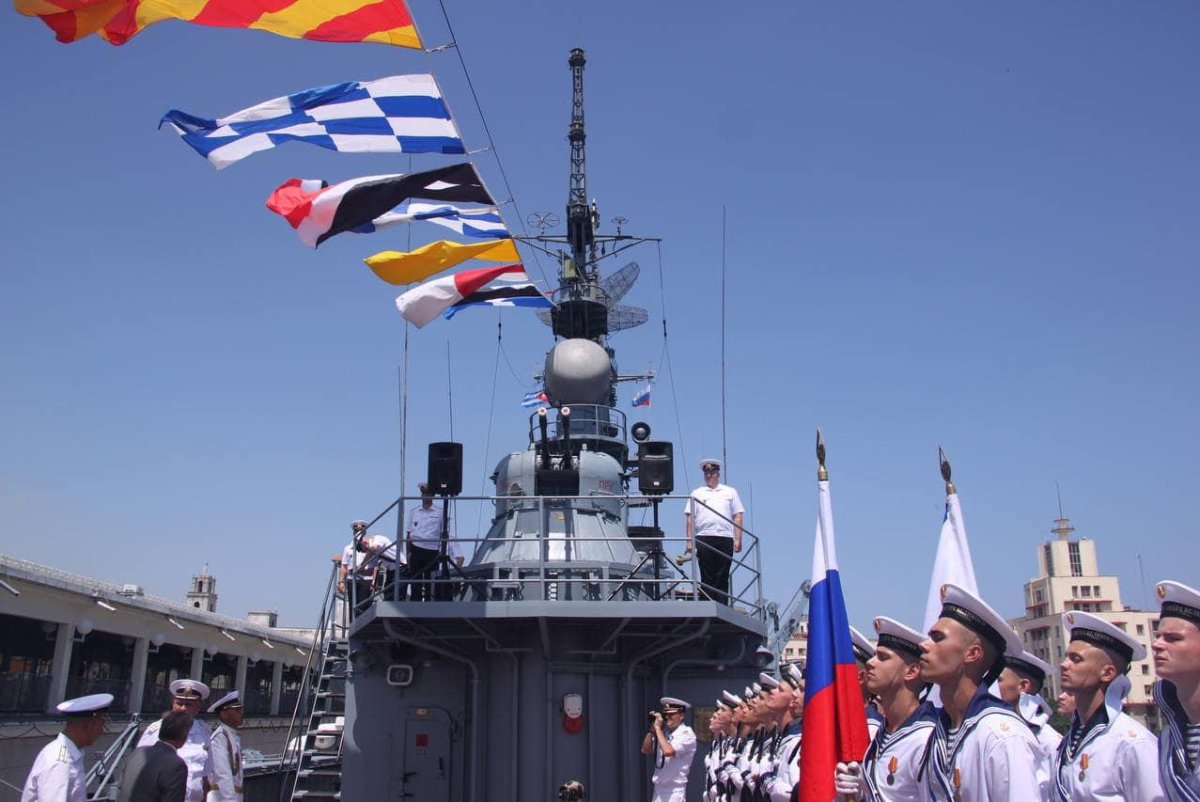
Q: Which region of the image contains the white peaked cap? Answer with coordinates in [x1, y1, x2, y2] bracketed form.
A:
[723, 690, 743, 706]
[209, 690, 242, 713]
[699, 458, 721, 469]
[1063, 610, 1146, 662]
[659, 696, 690, 711]
[57, 693, 113, 716]
[1004, 650, 1055, 683]
[758, 672, 780, 689]
[1157, 580, 1200, 626]
[873, 616, 925, 659]
[785, 663, 804, 686]
[169, 679, 211, 701]
[849, 626, 876, 661]
[939, 583, 1024, 657]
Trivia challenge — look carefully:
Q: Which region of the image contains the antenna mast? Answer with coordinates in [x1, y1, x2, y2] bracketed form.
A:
[566, 48, 593, 283]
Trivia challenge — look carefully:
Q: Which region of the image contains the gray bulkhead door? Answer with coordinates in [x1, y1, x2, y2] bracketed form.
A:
[398, 707, 452, 801]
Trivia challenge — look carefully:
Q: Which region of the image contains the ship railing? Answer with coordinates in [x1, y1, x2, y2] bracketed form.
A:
[342, 493, 767, 622]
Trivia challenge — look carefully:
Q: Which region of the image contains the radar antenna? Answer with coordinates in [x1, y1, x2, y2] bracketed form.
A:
[536, 261, 649, 332]
[566, 48, 593, 283]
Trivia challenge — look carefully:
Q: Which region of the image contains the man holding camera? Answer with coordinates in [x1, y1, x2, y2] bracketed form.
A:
[641, 697, 696, 802]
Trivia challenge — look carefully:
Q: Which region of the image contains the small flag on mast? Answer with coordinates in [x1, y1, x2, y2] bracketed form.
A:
[521, 390, 549, 409]
[631, 384, 652, 407]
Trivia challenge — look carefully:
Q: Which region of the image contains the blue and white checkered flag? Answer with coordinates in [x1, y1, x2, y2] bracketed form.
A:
[160, 74, 465, 170]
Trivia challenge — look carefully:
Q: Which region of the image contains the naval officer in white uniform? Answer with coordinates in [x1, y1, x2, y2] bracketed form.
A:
[1053, 610, 1164, 801]
[916, 583, 1042, 802]
[22, 693, 113, 802]
[1151, 580, 1200, 802]
[206, 691, 244, 802]
[836, 616, 938, 802]
[642, 696, 696, 802]
[138, 679, 213, 802]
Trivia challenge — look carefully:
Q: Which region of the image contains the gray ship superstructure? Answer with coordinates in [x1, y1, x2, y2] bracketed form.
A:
[328, 49, 778, 802]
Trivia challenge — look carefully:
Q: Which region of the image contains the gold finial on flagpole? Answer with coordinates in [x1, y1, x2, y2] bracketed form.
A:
[816, 429, 828, 481]
[939, 445, 956, 496]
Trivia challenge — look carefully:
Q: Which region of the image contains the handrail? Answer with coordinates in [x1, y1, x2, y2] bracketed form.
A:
[86, 715, 142, 799]
[276, 561, 340, 802]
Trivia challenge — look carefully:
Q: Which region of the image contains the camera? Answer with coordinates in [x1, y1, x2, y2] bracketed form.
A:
[557, 780, 585, 801]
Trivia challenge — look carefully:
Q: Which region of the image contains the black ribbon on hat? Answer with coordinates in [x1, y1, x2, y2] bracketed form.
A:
[1161, 601, 1200, 627]
[940, 602, 1008, 654]
[1070, 626, 1134, 663]
[877, 633, 923, 661]
[1003, 655, 1046, 684]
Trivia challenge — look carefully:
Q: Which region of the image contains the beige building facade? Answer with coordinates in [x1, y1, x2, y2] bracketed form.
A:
[1011, 515, 1161, 726]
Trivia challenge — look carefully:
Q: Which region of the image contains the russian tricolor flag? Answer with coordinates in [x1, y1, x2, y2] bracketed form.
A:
[800, 475, 870, 802]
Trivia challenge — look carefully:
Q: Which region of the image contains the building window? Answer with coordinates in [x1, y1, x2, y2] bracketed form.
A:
[1035, 589, 1044, 603]
[1145, 685, 1153, 696]
[1044, 544, 1055, 576]
[1093, 585, 1101, 596]
[1072, 586, 1079, 597]
[1068, 542, 1083, 577]
[1142, 664, 1150, 675]
[1137, 624, 1145, 636]
[1081, 586, 1092, 597]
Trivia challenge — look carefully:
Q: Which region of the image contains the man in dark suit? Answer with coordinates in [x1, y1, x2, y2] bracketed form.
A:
[119, 710, 191, 802]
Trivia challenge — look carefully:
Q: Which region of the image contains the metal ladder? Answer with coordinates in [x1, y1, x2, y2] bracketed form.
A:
[282, 563, 347, 801]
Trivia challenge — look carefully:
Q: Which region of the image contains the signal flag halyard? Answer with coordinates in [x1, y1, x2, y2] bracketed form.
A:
[15, 0, 423, 47]
[800, 474, 871, 802]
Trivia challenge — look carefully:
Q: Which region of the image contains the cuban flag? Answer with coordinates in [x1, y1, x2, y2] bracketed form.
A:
[521, 390, 548, 409]
[800, 475, 870, 802]
[631, 383, 652, 407]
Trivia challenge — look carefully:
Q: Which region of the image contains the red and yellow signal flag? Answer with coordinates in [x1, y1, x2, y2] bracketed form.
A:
[15, 0, 423, 47]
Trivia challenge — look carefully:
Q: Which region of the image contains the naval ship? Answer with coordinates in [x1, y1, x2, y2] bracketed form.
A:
[282, 49, 792, 802]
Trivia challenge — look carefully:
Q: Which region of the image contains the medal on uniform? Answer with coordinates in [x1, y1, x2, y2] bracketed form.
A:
[886, 756, 897, 786]
[1079, 753, 1088, 782]
[953, 767, 962, 801]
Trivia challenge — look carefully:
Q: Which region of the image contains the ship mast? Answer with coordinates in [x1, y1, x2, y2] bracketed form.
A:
[566, 47, 594, 285]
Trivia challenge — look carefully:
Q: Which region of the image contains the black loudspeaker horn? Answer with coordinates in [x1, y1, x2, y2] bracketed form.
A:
[637, 441, 674, 495]
[427, 442, 463, 496]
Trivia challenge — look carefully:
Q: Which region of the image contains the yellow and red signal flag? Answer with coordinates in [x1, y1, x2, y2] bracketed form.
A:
[365, 239, 521, 286]
[15, 0, 423, 47]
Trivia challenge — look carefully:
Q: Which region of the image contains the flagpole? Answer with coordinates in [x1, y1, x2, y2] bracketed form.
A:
[939, 445, 955, 496]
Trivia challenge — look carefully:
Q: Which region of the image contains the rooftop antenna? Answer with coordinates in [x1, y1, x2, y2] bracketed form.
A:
[1052, 482, 1074, 540]
[566, 48, 593, 284]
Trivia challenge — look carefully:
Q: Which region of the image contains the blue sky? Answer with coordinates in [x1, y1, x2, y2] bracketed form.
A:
[2, 1, 1197, 632]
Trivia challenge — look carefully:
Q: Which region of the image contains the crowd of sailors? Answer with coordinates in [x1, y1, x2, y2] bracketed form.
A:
[646, 578, 1200, 802]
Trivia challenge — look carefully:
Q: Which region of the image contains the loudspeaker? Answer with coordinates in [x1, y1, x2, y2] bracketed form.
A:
[427, 442, 463, 496]
[637, 441, 674, 495]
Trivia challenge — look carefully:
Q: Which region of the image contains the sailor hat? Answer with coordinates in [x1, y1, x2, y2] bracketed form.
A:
[784, 662, 804, 687]
[715, 699, 730, 710]
[1004, 650, 1055, 684]
[209, 690, 242, 713]
[1063, 611, 1145, 663]
[169, 679, 211, 701]
[659, 696, 690, 712]
[699, 458, 721, 470]
[722, 690, 743, 706]
[743, 686, 755, 701]
[758, 672, 780, 690]
[751, 682, 762, 695]
[938, 583, 1024, 657]
[849, 626, 876, 663]
[1157, 580, 1200, 627]
[873, 616, 925, 660]
[57, 693, 114, 717]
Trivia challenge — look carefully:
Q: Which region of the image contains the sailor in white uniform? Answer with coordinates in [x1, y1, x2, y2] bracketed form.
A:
[836, 616, 937, 801]
[1053, 610, 1164, 801]
[641, 696, 696, 802]
[916, 583, 1043, 802]
[704, 698, 734, 801]
[206, 691, 244, 802]
[1151, 580, 1200, 802]
[138, 679, 213, 802]
[22, 693, 113, 802]
[760, 662, 804, 802]
[852, 626, 884, 743]
[997, 650, 1060, 799]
